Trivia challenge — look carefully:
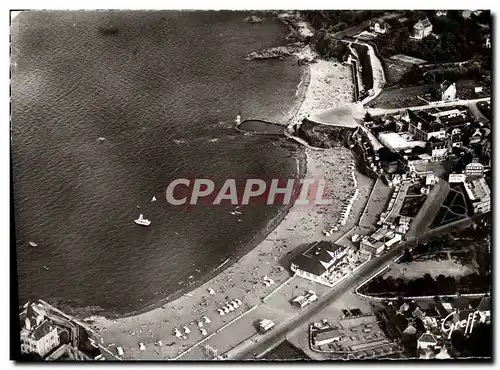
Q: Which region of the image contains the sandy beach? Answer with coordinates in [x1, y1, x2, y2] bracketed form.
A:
[92, 25, 359, 360]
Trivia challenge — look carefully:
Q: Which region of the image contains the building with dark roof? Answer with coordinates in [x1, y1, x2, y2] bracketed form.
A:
[408, 111, 447, 141]
[290, 241, 347, 283]
[20, 302, 60, 358]
[417, 333, 439, 350]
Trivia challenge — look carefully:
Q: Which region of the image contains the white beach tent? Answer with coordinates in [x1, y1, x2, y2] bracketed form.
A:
[116, 347, 124, 357]
[139, 343, 146, 351]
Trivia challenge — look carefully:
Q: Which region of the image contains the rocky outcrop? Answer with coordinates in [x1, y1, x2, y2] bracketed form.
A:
[310, 30, 350, 62]
[296, 119, 356, 148]
[244, 44, 304, 61]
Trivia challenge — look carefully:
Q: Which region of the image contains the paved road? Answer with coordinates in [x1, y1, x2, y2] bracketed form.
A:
[230, 244, 407, 360]
[367, 97, 491, 116]
[230, 211, 483, 360]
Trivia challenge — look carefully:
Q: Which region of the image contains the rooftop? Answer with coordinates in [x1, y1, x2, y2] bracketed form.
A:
[31, 320, 55, 341]
[414, 18, 432, 29]
[292, 241, 344, 276]
[418, 333, 438, 344]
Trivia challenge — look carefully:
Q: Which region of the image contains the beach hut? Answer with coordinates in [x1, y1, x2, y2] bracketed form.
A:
[268, 279, 275, 285]
[116, 347, 124, 357]
[200, 328, 208, 336]
[202, 316, 211, 324]
[230, 301, 239, 309]
[174, 328, 182, 338]
[223, 306, 230, 314]
[197, 321, 204, 327]
[139, 343, 146, 351]
[208, 288, 215, 295]
[183, 326, 191, 334]
[217, 309, 225, 316]
[235, 299, 242, 306]
[227, 305, 235, 312]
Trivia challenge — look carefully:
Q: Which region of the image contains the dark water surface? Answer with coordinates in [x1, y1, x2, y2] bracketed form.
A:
[11, 11, 305, 315]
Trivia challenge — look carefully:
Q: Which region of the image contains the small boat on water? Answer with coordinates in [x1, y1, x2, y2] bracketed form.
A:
[134, 214, 151, 226]
[151, 196, 157, 202]
[29, 241, 38, 247]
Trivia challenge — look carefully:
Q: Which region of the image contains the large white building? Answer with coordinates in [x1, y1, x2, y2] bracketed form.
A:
[463, 177, 491, 214]
[20, 303, 60, 358]
[290, 241, 347, 283]
[412, 18, 433, 39]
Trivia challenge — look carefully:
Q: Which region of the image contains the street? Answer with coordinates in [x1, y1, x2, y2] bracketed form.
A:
[227, 242, 407, 360]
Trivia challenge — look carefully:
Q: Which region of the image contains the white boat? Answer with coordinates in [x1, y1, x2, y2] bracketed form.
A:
[151, 196, 157, 202]
[29, 241, 38, 247]
[134, 214, 151, 226]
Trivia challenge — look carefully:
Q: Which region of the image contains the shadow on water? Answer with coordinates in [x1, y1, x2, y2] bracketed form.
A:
[236, 119, 285, 135]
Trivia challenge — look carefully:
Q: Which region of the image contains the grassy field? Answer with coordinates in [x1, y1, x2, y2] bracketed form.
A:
[386, 259, 474, 280]
[365, 84, 437, 109]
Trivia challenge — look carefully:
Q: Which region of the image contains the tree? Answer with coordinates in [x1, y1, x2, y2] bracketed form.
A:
[403, 248, 413, 263]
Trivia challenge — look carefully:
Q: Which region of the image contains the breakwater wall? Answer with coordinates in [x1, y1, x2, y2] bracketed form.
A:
[236, 119, 286, 135]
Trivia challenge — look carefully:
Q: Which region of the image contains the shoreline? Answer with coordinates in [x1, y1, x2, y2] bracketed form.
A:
[114, 40, 317, 318]
[92, 16, 357, 359]
[105, 151, 308, 320]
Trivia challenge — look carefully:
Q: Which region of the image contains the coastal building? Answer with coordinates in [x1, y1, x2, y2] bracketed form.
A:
[426, 173, 439, 186]
[290, 241, 347, 283]
[464, 161, 485, 177]
[417, 333, 439, 350]
[463, 177, 490, 214]
[449, 174, 466, 183]
[427, 137, 449, 162]
[412, 18, 433, 40]
[20, 303, 60, 358]
[371, 21, 391, 34]
[378, 132, 426, 153]
[397, 216, 411, 234]
[313, 329, 343, 346]
[439, 81, 457, 102]
[360, 236, 385, 257]
[408, 111, 447, 141]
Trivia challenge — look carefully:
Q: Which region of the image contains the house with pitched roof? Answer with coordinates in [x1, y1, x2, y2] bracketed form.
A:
[417, 332, 439, 350]
[412, 18, 433, 39]
[439, 81, 457, 101]
[20, 302, 60, 358]
[290, 241, 347, 283]
[408, 111, 447, 142]
[370, 20, 391, 34]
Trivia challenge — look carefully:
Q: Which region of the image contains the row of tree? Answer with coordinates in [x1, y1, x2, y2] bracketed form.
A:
[362, 272, 491, 297]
